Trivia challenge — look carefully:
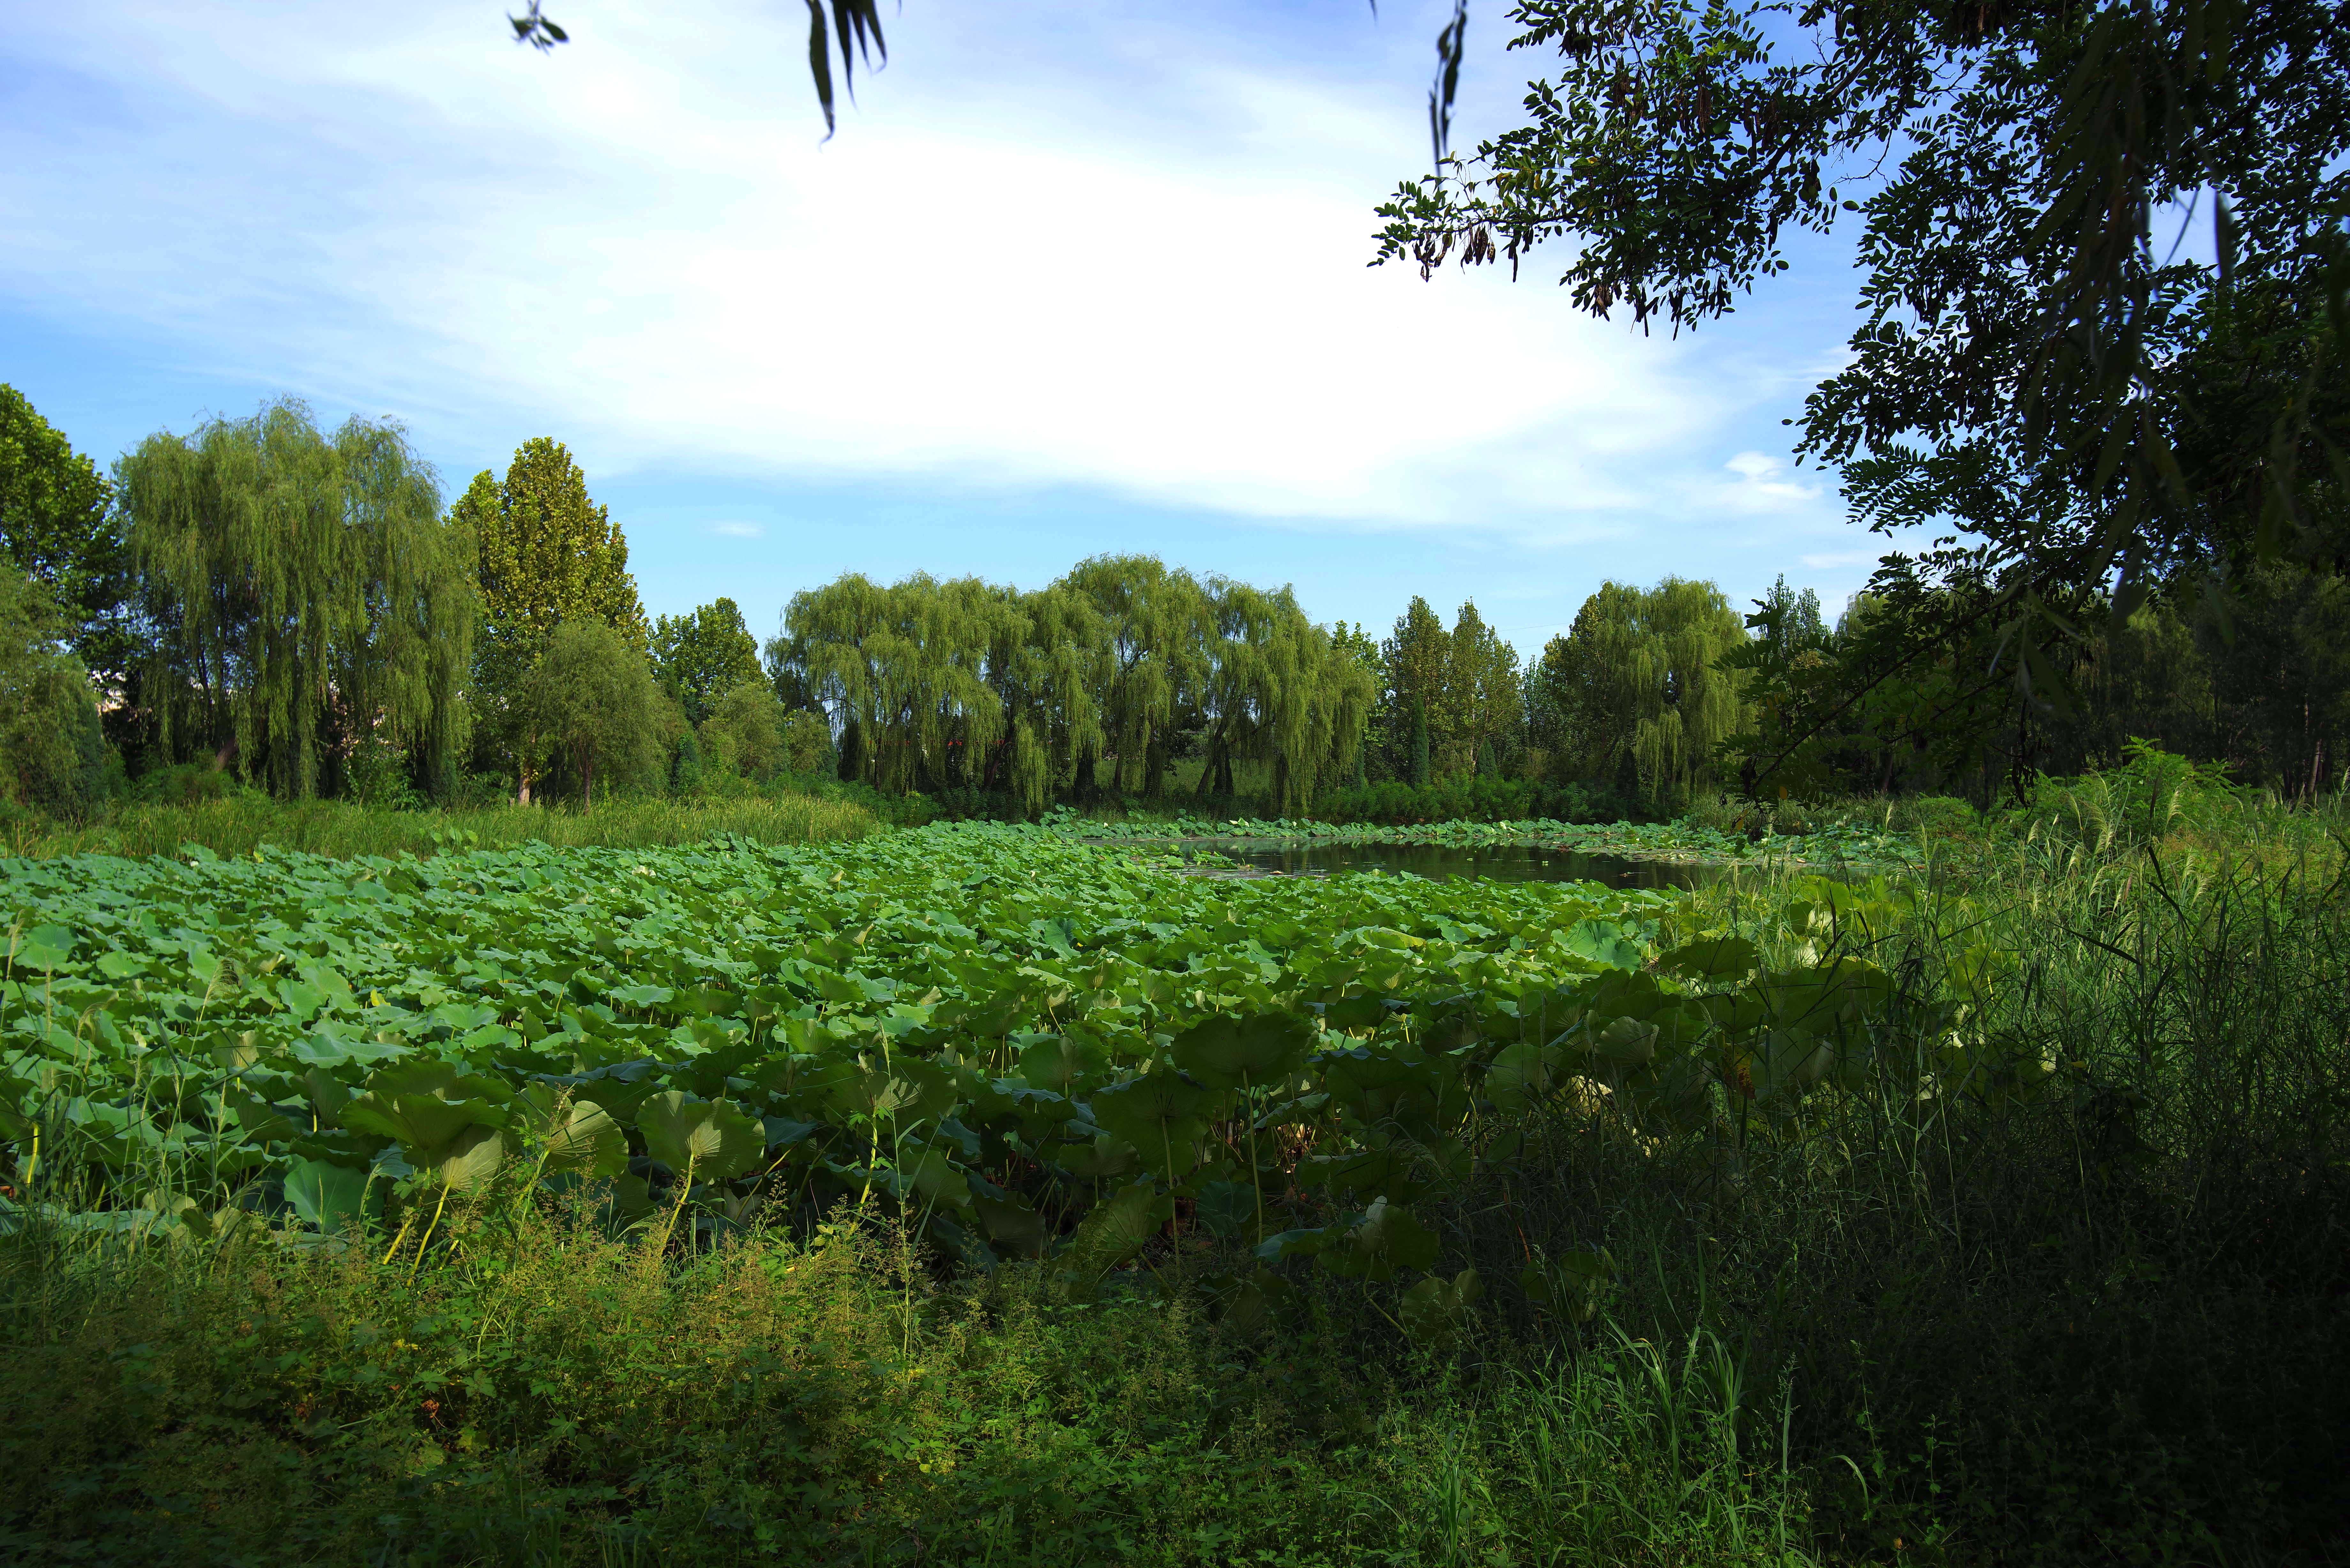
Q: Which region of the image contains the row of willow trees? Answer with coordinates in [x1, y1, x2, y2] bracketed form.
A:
[768, 560, 1378, 817]
[756, 568, 1766, 815]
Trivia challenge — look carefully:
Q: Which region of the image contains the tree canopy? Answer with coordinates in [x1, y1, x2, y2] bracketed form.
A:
[1377, 0, 2349, 732]
[116, 400, 476, 799]
[0, 565, 106, 812]
[0, 384, 130, 688]
[517, 619, 666, 812]
[653, 597, 766, 726]
[458, 437, 648, 800]
[777, 557, 1372, 814]
[1536, 578, 1748, 809]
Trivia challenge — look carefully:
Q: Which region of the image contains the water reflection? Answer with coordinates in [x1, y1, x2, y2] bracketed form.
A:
[1176, 838, 1715, 891]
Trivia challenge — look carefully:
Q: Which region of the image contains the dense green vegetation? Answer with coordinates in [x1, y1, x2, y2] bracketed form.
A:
[5, 769, 2346, 1563]
[4, 10, 2345, 1550]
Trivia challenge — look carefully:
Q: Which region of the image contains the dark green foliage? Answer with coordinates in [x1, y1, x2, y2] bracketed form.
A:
[699, 679, 787, 780]
[652, 597, 766, 726]
[0, 385, 130, 688]
[516, 620, 667, 811]
[462, 439, 649, 803]
[1377, 1, 2350, 620]
[1539, 579, 1748, 809]
[781, 559, 1372, 816]
[0, 568, 109, 816]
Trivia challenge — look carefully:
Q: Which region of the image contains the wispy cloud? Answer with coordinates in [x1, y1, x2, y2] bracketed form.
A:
[1720, 451, 1823, 512]
[1, 2, 1809, 536]
[707, 521, 765, 539]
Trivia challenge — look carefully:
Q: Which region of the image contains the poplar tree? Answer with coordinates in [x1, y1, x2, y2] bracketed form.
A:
[118, 400, 475, 799]
[1444, 601, 1522, 778]
[1381, 598, 1452, 781]
[459, 438, 648, 801]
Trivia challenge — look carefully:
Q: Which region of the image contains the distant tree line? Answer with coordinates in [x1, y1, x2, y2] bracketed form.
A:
[6, 383, 2348, 823]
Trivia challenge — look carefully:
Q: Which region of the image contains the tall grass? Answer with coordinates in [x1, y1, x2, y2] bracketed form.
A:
[1431, 820, 2350, 1564]
[2, 792, 878, 861]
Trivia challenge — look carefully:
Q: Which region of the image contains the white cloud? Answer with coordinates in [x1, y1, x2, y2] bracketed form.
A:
[1800, 549, 1877, 570]
[708, 521, 765, 539]
[0, 0, 1813, 543]
[1719, 450, 1823, 512]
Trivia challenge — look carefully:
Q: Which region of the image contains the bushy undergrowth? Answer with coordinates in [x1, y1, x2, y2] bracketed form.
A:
[1, 791, 877, 860]
[0, 1202, 1815, 1568]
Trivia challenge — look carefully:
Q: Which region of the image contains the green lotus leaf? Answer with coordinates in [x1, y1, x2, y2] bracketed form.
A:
[636, 1090, 765, 1181]
[1169, 1012, 1314, 1091]
[284, 1156, 370, 1235]
[1655, 936, 1762, 984]
[973, 1191, 1050, 1258]
[1321, 1197, 1440, 1282]
[1192, 1178, 1258, 1238]
[826, 1055, 956, 1125]
[1088, 1074, 1211, 1178]
[1056, 1179, 1171, 1295]
[520, 1091, 629, 1178]
[340, 1091, 491, 1155]
[433, 1124, 513, 1192]
[1017, 1033, 1109, 1094]
[1400, 1267, 1483, 1348]
[902, 1147, 973, 1209]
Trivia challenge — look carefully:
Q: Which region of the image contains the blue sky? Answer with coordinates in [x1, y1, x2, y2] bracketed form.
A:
[3, 0, 1884, 655]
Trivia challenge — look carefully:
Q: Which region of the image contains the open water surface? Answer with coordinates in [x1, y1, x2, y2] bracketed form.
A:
[1172, 838, 1716, 890]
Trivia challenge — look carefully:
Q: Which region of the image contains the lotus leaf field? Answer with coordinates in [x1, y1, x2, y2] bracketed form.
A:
[0, 822, 2006, 1307]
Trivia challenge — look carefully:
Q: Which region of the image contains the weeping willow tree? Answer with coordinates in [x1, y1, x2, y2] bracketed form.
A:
[772, 559, 1369, 814]
[990, 583, 1108, 817]
[787, 572, 1007, 795]
[1546, 577, 1748, 809]
[1061, 554, 1207, 796]
[1191, 578, 1373, 814]
[118, 400, 475, 800]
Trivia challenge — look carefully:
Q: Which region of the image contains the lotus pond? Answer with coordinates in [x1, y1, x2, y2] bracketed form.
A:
[1177, 837, 1715, 888]
[1, 820, 1954, 1293]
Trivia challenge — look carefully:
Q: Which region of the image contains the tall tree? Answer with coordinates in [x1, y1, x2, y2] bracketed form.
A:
[516, 619, 664, 813]
[786, 572, 1008, 796]
[653, 597, 765, 725]
[461, 438, 648, 802]
[0, 385, 131, 689]
[699, 679, 788, 780]
[0, 566, 106, 812]
[1380, 597, 1453, 781]
[117, 400, 475, 799]
[1550, 578, 1748, 809]
[1062, 554, 1207, 797]
[1444, 600, 1522, 778]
